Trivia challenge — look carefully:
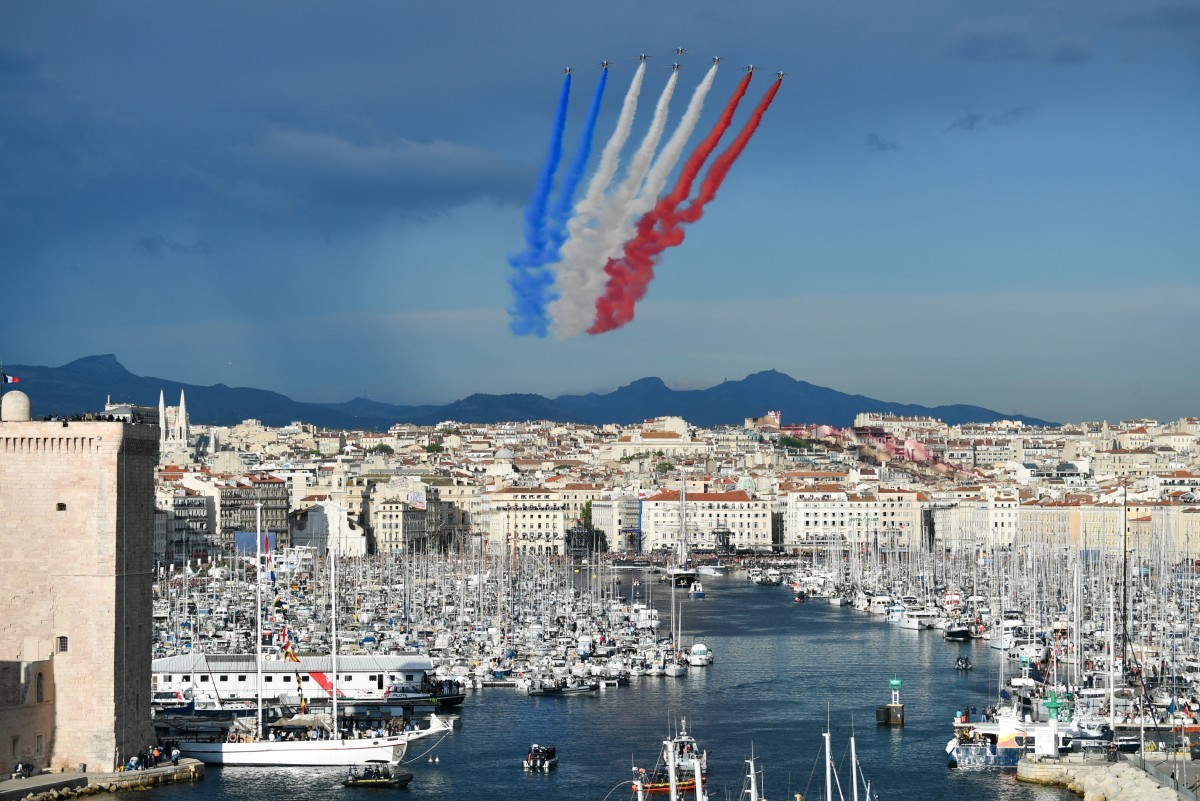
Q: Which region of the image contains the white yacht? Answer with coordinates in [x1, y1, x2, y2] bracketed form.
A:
[899, 608, 942, 630]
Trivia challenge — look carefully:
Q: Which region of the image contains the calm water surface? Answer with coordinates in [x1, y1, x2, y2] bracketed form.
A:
[142, 571, 1073, 801]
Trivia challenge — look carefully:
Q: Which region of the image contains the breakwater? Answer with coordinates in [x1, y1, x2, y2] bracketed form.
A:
[1018, 754, 1187, 801]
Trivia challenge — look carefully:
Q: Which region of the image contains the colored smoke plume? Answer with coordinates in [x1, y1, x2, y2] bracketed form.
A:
[507, 73, 572, 337]
[549, 69, 677, 339]
[589, 74, 778, 335]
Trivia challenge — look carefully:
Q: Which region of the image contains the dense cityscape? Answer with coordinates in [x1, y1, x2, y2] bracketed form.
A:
[146, 391, 1200, 567]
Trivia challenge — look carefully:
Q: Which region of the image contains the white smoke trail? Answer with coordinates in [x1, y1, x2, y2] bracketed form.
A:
[626, 64, 718, 235]
[550, 70, 680, 338]
[566, 62, 646, 237]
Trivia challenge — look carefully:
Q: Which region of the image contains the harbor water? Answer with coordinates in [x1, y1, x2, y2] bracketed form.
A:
[142, 570, 1074, 801]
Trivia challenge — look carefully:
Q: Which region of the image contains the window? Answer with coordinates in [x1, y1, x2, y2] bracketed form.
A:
[265, 676, 273, 682]
[200, 675, 209, 682]
[57, 636, 68, 653]
[35, 672, 44, 703]
[238, 675, 247, 682]
[284, 676, 292, 683]
[35, 734, 44, 755]
[219, 675, 228, 682]
[56, 503, 67, 512]
[181, 675, 190, 682]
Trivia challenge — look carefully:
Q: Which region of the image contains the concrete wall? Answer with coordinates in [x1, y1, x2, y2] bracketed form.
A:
[0, 421, 158, 771]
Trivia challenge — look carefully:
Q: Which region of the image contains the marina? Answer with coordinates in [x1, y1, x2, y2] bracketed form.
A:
[141, 565, 1092, 801]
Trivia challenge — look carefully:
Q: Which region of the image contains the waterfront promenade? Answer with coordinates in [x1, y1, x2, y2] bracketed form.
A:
[0, 760, 202, 801]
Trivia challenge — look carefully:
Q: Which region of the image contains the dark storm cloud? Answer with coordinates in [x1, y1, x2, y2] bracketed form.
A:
[947, 30, 1033, 63]
[0, 47, 36, 79]
[1122, 3, 1200, 29]
[864, 133, 898, 152]
[233, 128, 531, 213]
[1051, 40, 1092, 66]
[137, 236, 211, 258]
[945, 106, 1033, 133]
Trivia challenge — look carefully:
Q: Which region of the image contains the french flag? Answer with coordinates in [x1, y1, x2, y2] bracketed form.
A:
[1, 374, 17, 384]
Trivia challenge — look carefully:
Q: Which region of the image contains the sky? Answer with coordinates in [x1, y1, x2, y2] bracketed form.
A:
[1, 1, 1198, 425]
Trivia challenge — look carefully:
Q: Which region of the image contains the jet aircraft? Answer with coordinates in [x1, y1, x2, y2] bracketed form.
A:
[673, 47, 686, 55]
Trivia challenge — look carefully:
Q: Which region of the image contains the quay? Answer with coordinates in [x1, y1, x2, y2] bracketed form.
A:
[0, 759, 203, 801]
[1017, 753, 1193, 801]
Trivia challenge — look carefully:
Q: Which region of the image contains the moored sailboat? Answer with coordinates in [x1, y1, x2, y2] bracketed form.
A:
[177, 504, 451, 766]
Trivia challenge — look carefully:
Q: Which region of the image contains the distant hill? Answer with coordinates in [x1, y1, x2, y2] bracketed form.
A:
[1, 355, 1053, 429]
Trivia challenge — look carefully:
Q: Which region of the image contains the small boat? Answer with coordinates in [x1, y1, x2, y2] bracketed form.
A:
[526, 677, 598, 696]
[523, 743, 558, 772]
[956, 656, 973, 671]
[688, 580, 705, 599]
[633, 718, 707, 795]
[343, 760, 414, 788]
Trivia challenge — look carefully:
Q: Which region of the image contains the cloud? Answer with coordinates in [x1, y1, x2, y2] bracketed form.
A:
[1122, 3, 1200, 29]
[864, 133, 898, 152]
[233, 128, 531, 214]
[1051, 40, 1092, 66]
[0, 47, 36, 79]
[137, 236, 211, 258]
[947, 30, 1034, 63]
[945, 106, 1033, 133]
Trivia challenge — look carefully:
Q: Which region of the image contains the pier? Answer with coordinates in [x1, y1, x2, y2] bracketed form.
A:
[1017, 753, 1192, 801]
[0, 759, 203, 801]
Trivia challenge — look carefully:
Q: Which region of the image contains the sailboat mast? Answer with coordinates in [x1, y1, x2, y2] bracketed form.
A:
[332, 543, 339, 728]
[850, 731, 859, 801]
[254, 502, 264, 741]
[823, 730, 832, 801]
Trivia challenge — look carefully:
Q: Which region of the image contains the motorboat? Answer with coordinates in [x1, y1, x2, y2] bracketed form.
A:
[687, 640, 713, 667]
[688, 581, 705, 599]
[955, 656, 973, 671]
[943, 619, 973, 642]
[526, 676, 598, 696]
[523, 743, 558, 771]
[899, 608, 941, 630]
[344, 760, 413, 788]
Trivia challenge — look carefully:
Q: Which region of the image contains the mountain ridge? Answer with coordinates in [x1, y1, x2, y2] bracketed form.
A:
[1, 356, 1054, 429]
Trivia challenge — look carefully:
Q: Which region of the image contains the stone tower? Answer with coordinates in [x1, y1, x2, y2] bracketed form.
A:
[0, 391, 159, 771]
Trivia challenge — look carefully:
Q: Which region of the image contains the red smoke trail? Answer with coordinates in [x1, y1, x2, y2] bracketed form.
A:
[588, 73, 752, 335]
[590, 77, 781, 334]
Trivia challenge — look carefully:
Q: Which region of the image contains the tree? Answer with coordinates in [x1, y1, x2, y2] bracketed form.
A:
[655, 461, 675, 473]
[581, 500, 594, 531]
[367, 444, 394, 455]
[779, 435, 810, 450]
[423, 443, 444, 454]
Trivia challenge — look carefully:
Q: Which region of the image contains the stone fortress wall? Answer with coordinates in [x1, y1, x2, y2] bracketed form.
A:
[0, 392, 159, 772]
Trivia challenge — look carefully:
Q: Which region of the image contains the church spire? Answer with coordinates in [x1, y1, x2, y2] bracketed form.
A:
[177, 390, 189, 443]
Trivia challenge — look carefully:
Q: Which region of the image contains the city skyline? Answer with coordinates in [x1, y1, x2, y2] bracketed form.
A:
[1, 1, 1197, 424]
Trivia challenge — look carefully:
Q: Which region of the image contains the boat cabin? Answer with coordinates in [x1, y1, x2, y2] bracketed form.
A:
[152, 653, 435, 703]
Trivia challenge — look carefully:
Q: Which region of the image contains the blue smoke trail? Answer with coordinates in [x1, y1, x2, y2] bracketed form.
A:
[509, 73, 571, 336]
[544, 67, 608, 262]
